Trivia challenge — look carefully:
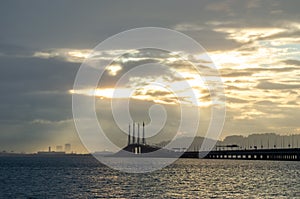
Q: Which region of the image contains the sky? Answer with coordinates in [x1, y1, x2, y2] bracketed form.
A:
[0, 0, 299, 153]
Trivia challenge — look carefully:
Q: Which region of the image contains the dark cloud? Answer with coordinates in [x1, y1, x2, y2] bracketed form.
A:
[0, 55, 84, 152]
[0, 57, 78, 91]
[226, 85, 248, 91]
[283, 59, 300, 66]
[220, 66, 298, 79]
[221, 70, 253, 77]
[226, 97, 248, 104]
[0, 43, 36, 57]
[264, 29, 300, 41]
[0, 56, 80, 126]
[2, 1, 299, 51]
[254, 100, 278, 106]
[256, 81, 300, 90]
[249, 67, 299, 73]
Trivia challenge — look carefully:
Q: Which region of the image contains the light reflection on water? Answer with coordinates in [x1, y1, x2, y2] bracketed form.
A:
[0, 156, 299, 198]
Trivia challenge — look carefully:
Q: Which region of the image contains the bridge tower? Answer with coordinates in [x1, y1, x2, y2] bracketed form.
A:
[128, 123, 131, 145]
[142, 122, 146, 145]
[132, 122, 135, 144]
[137, 123, 140, 144]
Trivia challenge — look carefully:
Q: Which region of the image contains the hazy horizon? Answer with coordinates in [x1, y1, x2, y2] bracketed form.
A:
[2, 132, 300, 154]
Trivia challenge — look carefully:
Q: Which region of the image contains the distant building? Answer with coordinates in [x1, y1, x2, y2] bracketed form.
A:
[56, 145, 63, 152]
[65, 144, 71, 153]
[37, 146, 65, 156]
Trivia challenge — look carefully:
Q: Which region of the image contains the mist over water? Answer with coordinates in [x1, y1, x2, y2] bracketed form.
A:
[0, 156, 299, 198]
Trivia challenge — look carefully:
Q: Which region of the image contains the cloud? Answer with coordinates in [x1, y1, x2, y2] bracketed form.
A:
[205, 1, 233, 12]
[256, 81, 300, 90]
[30, 119, 73, 125]
[106, 64, 122, 76]
[33, 48, 92, 63]
[214, 27, 286, 44]
[226, 96, 248, 104]
[283, 59, 300, 66]
[221, 70, 253, 77]
[173, 23, 204, 31]
[213, 22, 300, 45]
[254, 100, 278, 106]
[205, 21, 235, 27]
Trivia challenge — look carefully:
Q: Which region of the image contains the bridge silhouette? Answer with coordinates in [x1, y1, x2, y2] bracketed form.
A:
[116, 123, 300, 161]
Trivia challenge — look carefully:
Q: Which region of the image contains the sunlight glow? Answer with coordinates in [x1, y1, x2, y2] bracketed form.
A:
[215, 27, 286, 43]
[106, 64, 122, 76]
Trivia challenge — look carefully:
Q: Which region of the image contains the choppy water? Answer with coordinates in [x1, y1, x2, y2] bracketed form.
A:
[0, 156, 299, 198]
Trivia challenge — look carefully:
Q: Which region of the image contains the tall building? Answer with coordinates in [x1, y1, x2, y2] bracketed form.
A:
[65, 143, 71, 153]
[56, 145, 63, 152]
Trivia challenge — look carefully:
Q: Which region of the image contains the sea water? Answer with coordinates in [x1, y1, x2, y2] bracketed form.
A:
[0, 156, 299, 198]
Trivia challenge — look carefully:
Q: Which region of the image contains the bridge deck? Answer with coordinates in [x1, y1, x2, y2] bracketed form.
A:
[181, 148, 300, 161]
